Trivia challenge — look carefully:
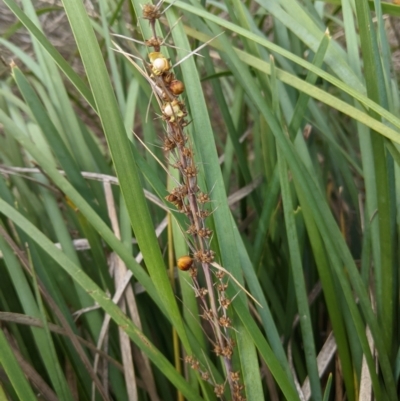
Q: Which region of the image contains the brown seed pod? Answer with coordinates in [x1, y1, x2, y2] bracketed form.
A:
[163, 71, 174, 84]
[169, 79, 185, 95]
[214, 384, 225, 398]
[177, 255, 193, 271]
[145, 37, 163, 48]
[197, 192, 210, 203]
[183, 165, 197, 178]
[163, 137, 176, 151]
[198, 228, 212, 238]
[218, 316, 232, 327]
[165, 193, 178, 203]
[201, 371, 210, 381]
[181, 147, 192, 157]
[141, 3, 161, 20]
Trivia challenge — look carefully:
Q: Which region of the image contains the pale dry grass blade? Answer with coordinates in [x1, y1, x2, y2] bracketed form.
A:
[0, 166, 167, 211]
[359, 326, 374, 401]
[227, 177, 262, 207]
[89, 184, 167, 401]
[104, 181, 160, 401]
[103, 181, 138, 401]
[287, 338, 307, 401]
[170, 32, 224, 69]
[301, 332, 337, 401]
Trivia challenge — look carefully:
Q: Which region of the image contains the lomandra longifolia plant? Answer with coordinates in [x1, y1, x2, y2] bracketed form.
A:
[116, 2, 245, 400]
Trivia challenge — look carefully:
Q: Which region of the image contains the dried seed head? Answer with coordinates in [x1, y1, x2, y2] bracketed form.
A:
[222, 345, 233, 359]
[169, 79, 185, 95]
[184, 355, 194, 364]
[214, 384, 225, 398]
[196, 287, 208, 297]
[197, 210, 211, 219]
[220, 296, 231, 309]
[172, 131, 186, 146]
[215, 270, 225, 279]
[145, 37, 163, 48]
[181, 147, 192, 157]
[171, 185, 188, 197]
[194, 249, 215, 263]
[184, 355, 200, 370]
[198, 228, 212, 238]
[186, 224, 197, 235]
[217, 282, 228, 292]
[218, 316, 232, 327]
[163, 137, 176, 151]
[183, 165, 197, 177]
[233, 383, 245, 399]
[197, 192, 211, 203]
[213, 344, 223, 356]
[231, 371, 240, 382]
[141, 3, 161, 20]
[202, 308, 214, 321]
[201, 371, 210, 381]
[177, 255, 193, 271]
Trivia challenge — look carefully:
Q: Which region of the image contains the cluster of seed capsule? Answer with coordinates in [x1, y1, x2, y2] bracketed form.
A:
[140, 3, 244, 400]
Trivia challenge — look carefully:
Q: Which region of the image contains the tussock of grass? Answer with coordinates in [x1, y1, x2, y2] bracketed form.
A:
[0, 0, 399, 400]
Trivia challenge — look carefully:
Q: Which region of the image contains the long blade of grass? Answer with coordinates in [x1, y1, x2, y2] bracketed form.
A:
[354, 0, 394, 358]
[0, 328, 39, 401]
[58, 0, 192, 355]
[277, 146, 322, 401]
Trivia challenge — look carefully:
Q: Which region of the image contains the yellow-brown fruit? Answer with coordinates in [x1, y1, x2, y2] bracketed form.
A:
[162, 100, 184, 121]
[177, 255, 193, 271]
[169, 80, 185, 95]
[149, 52, 170, 75]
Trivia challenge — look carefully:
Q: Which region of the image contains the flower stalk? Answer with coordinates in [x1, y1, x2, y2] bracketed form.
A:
[136, 3, 245, 399]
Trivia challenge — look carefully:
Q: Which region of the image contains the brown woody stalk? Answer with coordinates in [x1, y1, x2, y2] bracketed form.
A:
[138, 3, 244, 400]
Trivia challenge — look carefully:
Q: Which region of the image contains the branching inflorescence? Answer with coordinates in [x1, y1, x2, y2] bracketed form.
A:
[137, 2, 244, 399]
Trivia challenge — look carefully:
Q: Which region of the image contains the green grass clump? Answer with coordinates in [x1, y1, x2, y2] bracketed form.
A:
[0, 0, 399, 400]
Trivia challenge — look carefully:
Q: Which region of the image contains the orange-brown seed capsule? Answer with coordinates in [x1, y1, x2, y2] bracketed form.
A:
[177, 255, 193, 271]
[169, 80, 185, 95]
